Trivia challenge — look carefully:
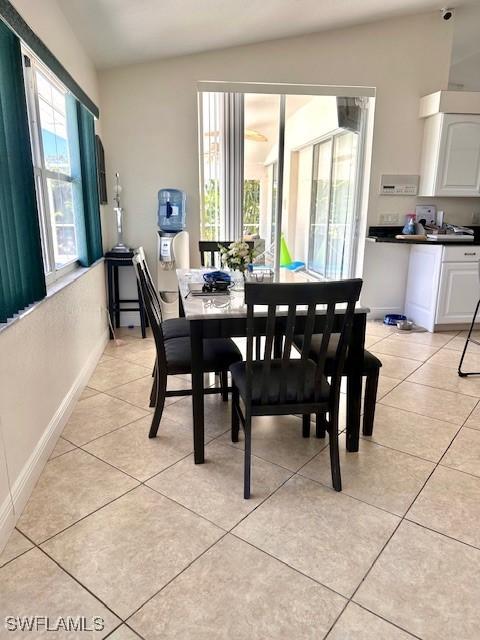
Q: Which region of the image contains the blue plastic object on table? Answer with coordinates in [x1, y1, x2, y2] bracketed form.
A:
[203, 271, 232, 285]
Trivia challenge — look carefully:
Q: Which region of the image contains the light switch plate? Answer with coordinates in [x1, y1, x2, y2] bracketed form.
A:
[379, 213, 401, 225]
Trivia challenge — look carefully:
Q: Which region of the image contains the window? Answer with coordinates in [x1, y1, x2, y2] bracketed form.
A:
[23, 53, 83, 281]
[200, 92, 222, 240]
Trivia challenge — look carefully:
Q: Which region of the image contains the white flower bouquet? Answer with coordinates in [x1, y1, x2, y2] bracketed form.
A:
[219, 241, 253, 274]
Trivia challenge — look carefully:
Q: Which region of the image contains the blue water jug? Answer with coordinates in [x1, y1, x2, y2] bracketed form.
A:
[157, 189, 186, 232]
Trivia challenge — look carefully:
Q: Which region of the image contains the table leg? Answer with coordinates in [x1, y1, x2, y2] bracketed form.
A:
[346, 375, 362, 452]
[107, 262, 114, 339]
[113, 265, 120, 328]
[179, 287, 185, 317]
[346, 313, 366, 452]
[190, 319, 205, 464]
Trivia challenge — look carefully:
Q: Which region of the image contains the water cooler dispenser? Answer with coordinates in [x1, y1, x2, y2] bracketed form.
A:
[157, 189, 189, 320]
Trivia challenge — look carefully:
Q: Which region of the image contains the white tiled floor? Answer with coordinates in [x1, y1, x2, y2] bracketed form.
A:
[2, 323, 480, 639]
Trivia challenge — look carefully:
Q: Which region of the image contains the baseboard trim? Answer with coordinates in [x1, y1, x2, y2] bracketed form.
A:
[0, 493, 15, 553]
[435, 322, 480, 332]
[365, 306, 403, 320]
[9, 329, 109, 522]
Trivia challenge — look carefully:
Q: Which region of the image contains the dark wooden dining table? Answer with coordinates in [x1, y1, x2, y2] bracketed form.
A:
[177, 269, 369, 464]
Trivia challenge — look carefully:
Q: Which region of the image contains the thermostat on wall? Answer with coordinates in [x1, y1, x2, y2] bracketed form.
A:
[379, 174, 419, 195]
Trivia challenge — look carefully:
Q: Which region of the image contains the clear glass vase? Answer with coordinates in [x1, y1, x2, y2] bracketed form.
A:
[230, 269, 245, 291]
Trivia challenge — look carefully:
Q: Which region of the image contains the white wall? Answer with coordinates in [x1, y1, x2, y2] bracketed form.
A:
[0, 1, 107, 551]
[99, 11, 480, 317]
[11, 0, 99, 104]
[9, 0, 110, 244]
[0, 264, 108, 549]
[449, 2, 480, 91]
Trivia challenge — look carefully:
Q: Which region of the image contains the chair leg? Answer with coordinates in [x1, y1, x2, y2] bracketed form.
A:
[232, 384, 240, 443]
[220, 370, 229, 401]
[363, 369, 379, 436]
[302, 414, 311, 438]
[328, 409, 342, 492]
[149, 369, 157, 408]
[149, 368, 167, 438]
[244, 413, 252, 499]
[315, 413, 327, 438]
[346, 374, 362, 452]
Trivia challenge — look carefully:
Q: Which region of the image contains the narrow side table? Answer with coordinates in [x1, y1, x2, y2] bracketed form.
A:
[105, 250, 148, 338]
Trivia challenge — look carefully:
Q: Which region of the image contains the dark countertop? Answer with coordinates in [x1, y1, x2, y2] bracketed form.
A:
[367, 226, 480, 246]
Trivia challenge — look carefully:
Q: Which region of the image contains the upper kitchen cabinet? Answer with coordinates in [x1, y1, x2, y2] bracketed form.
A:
[418, 91, 480, 197]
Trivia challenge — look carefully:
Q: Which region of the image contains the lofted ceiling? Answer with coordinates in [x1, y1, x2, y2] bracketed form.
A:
[449, 1, 480, 90]
[57, 0, 459, 69]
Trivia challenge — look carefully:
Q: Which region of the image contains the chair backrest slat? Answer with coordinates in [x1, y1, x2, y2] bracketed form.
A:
[296, 302, 316, 401]
[313, 302, 336, 401]
[260, 304, 277, 404]
[136, 246, 164, 322]
[133, 249, 168, 375]
[244, 279, 363, 406]
[332, 299, 357, 385]
[279, 303, 297, 403]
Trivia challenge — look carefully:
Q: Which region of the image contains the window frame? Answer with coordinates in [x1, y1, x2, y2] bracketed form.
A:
[22, 47, 81, 285]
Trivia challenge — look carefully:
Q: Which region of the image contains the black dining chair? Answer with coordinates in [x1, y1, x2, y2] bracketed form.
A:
[292, 334, 382, 438]
[199, 241, 255, 268]
[137, 247, 230, 401]
[136, 246, 190, 340]
[230, 279, 362, 498]
[133, 253, 243, 438]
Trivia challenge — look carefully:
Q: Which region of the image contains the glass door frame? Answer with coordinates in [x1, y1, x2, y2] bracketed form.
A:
[197, 81, 375, 277]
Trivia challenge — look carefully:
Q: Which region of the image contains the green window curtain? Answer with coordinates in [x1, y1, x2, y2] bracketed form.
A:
[76, 101, 103, 267]
[0, 19, 46, 324]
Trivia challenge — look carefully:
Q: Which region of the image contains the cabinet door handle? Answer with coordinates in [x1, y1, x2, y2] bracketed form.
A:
[464, 252, 476, 256]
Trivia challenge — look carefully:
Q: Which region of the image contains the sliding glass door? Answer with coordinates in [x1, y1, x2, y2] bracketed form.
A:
[198, 83, 372, 279]
[309, 131, 358, 279]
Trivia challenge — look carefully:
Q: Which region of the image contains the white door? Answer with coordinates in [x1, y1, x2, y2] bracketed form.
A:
[436, 114, 480, 197]
[436, 261, 480, 324]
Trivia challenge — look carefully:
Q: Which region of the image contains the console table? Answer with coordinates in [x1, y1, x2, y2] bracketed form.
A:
[105, 250, 148, 338]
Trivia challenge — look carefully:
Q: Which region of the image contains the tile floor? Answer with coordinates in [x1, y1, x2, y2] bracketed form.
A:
[2, 323, 480, 638]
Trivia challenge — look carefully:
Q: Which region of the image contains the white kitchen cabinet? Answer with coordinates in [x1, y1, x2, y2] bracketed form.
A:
[405, 244, 480, 331]
[419, 113, 480, 197]
[436, 262, 480, 325]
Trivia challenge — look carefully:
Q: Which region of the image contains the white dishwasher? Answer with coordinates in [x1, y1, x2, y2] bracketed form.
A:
[405, 244, 480, 331]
